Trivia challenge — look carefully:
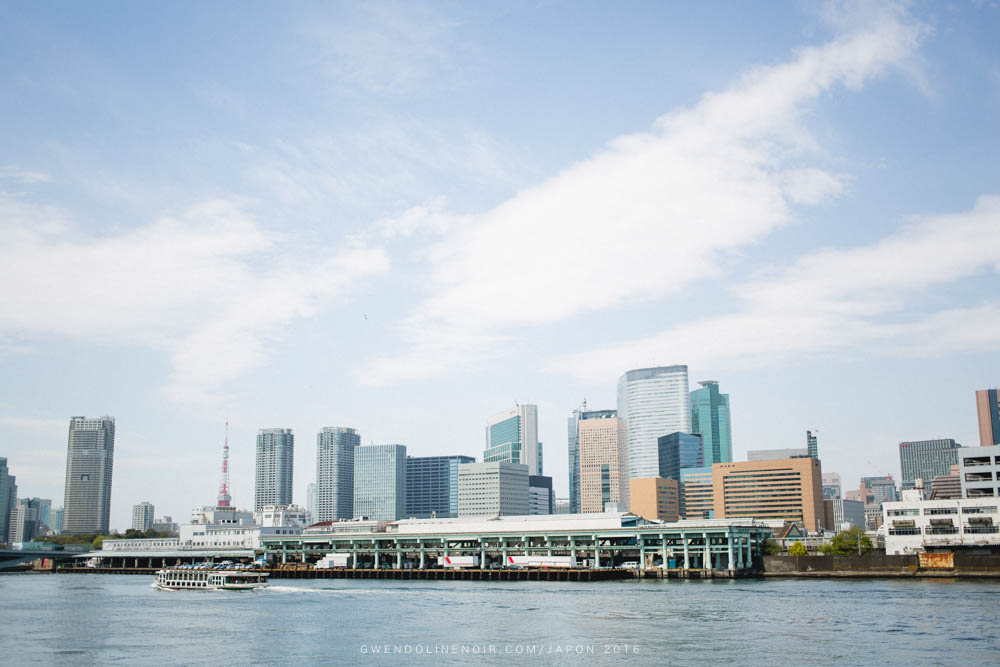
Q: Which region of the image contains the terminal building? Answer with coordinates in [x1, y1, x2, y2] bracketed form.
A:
[261, 512, 770, 573]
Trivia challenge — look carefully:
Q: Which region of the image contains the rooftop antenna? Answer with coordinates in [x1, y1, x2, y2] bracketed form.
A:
[217, 419, 232, 507]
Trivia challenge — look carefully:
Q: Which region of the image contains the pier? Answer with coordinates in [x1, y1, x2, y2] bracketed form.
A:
[53, 565, 738, 581]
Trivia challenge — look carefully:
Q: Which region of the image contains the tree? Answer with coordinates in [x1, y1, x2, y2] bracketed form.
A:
[762, 538, 782, 555]
[820, 527, 874, 555]
[788, 541, 808, 556]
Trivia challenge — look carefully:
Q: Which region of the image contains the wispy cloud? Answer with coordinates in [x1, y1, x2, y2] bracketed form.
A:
[302, 3, 467, 96]
[0, 165, 51, 184]
[0, 198, 389, 406]
[547, 195, 1000, 381]
[360, 6, 928, 386]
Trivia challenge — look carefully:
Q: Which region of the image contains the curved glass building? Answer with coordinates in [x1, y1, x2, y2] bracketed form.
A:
[617, 366, 691, 484]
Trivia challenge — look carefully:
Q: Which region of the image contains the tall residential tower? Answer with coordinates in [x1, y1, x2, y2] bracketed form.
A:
[315, 426, 360, 521]
[62, 416, 115, 534]
[131, 501, 154, 532]
[255, 428, 294, 511]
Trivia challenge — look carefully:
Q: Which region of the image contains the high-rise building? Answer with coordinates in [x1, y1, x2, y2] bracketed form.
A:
[629, 477, 680, 522]
[807, 430, 819, 459]
[859, 476, 899, 504]
[34, 498, 51, 532]
[690, 380, 732, 465]
[306, 483, 316, 523]
[899, 439, 960, 498]
[822, 472, 842, 499]
[958, 444, 1000, 498]
[457, 462, 529, 517]
[50, 507, 63, 534]
[976, 389, 1000, 446]
[9, 498, 41, 543]
[131, 501, 154, 532]
[0, 457, 15, 542]
[618, 366, 691, 482]
[63, 415, 115, 535]
[353, 444, 406, 521]
[578, 414, 627, 513]
[255, 428, 294, 511]
[485, 404, 540, 475]
[854, 475, 899, 529]
[680, 466, 714, 519]
[315, 427, 360, 521]
[567, 407, 617, 514]
[528, 475, 554, 515]
[712, 458, 825, 532]
[406, 455, 476, 519]
[656, 432, 704, 481]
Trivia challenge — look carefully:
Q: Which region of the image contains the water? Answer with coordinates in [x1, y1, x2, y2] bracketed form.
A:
[2, 574, 999, 665]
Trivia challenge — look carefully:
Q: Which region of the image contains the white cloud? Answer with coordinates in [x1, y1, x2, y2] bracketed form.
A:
[360, 8, 927, 386]
[0, 198, 389, 405]
[547, 195, 1000, 382]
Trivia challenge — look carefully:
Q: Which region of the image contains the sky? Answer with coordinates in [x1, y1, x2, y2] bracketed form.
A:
[1, 1, 998, 530]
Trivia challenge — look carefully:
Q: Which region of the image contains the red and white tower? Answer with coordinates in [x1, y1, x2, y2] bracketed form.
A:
[217, 420, 232, 507]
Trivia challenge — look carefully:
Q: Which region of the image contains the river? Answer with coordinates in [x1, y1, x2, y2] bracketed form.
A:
[1, 574, 998, 665]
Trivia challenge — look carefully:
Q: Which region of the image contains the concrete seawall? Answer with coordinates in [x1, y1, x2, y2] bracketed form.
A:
[763, 553, 1000, 578]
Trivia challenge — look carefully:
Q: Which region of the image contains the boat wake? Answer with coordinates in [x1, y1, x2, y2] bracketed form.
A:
[265, 586, 403, 595]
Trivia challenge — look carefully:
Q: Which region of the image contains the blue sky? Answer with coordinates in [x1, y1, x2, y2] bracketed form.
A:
[1, 1, 998, 530]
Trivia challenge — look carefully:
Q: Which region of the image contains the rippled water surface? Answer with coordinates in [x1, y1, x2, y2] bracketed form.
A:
[2, 574, 999, 665]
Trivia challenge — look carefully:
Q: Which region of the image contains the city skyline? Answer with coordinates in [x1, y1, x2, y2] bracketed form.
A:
[1, 3, 998, 529]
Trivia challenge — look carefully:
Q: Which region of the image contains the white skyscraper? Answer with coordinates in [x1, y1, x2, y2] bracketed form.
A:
[484, 404, 540, 475]
[618, 366, 691, 483]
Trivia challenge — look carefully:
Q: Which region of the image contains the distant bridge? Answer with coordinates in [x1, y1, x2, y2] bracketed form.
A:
[0, 547, 88, 569]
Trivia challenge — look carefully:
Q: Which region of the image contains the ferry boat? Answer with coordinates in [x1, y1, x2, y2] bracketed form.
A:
[153, 565, 269, 591]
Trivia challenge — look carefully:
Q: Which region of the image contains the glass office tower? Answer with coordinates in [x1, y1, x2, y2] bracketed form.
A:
[690, 380, 732, 464]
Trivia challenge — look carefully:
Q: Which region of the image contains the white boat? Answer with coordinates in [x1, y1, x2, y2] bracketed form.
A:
[153, 566, 269, 591]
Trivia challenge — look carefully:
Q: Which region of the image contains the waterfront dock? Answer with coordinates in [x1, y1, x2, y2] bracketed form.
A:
[54, 566, 635, 581]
